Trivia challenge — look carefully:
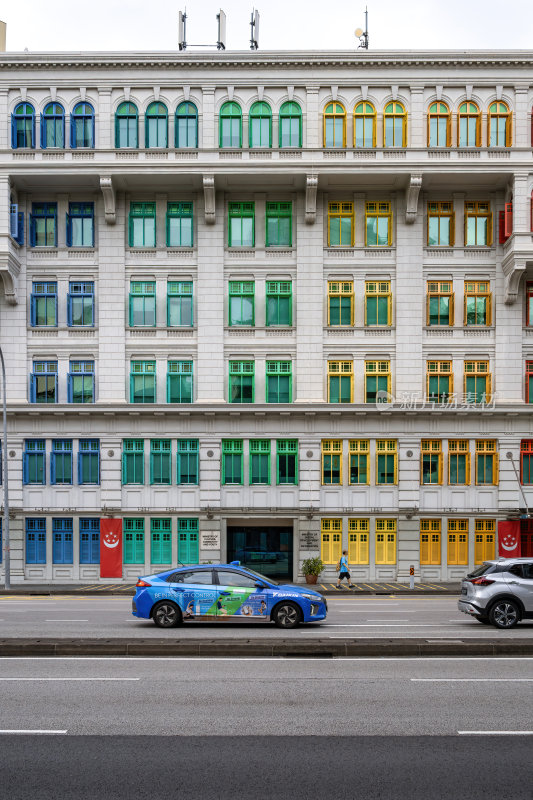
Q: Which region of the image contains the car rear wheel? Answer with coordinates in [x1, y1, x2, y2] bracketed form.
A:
[272, 601, 302, 629]
[152, 601, 182, 628]
[475, 615, 490, 624]
[489, 600, 520, 629]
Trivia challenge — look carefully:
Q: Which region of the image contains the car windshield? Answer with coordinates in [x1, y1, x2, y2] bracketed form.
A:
[239, 567, 278, 586]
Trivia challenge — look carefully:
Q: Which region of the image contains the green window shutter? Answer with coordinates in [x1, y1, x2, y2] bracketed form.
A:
[265, 281, 292, 326]
[266, 361, 292, 403]
[122, 439, 144, 484]
[249, 440, 271, 484]
[277, 439, 298, 484]
[150, 440, 172, 485]
[229, 361, 254, 403]
[124, 519, 145, 564]
[177, 439, 199, 484]
[167, 361, 193, 403]
[178, 518, 199, 564]
[151, 519, 172, 564]
[222, 440, 243, 484]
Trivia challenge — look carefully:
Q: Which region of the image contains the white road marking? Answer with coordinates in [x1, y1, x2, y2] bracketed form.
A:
[458, 731, 533, 736]
[412, 678, 533, 682]
[0, 677, 140, 681]
[0, 730, 68, 735]
[325, 623, 456, 627]
[336, 610, 408, 613]
[45, 620, 89, 622]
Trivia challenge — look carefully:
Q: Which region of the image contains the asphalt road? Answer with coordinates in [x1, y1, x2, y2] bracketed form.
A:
[1, 657, 532, 799]
[1, 594, 533, 638]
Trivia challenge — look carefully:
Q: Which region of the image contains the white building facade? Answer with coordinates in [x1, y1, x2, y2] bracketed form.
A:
[1, 49, 533, 585]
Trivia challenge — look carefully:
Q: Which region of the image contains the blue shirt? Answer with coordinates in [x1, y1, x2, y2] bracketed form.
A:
[339, 555, 348, 571]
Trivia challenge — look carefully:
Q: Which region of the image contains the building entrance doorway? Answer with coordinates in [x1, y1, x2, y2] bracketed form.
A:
[227, 526, 293, 581]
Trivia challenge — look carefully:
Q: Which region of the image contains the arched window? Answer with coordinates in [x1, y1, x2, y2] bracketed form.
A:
[353, 102, 376, 148]
[279, 101, 302, 148]
[41, 102, 65, 148]
[383, 102, 407, 147]
[488, 101, 512, 147]
[145, 102, 168, 148]
[427, 102, 450, 147]
[219, 102, 242, 148]
[71, 102, 94, 149]
[115, 102, 138, 148]
[323, 102, 346, 148]
[11, 102, 35, 149]
[249, 101, 272, 148]
[175, 102, 198, 148]
[458, 102, 480, 147]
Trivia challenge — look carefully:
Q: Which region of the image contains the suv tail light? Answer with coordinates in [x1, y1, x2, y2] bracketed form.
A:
[468, 578, 495, 586]
[136, 579, 151, 587]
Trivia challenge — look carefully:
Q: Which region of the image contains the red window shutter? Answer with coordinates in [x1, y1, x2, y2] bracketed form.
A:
[504, 202, 513, 238]
[498, 210, 507, 244]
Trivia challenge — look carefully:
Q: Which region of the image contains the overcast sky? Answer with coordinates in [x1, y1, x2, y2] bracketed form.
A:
[2, 0, 533, 52]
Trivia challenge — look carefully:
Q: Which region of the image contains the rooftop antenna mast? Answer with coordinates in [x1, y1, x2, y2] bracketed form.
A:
[355, 6, 369, 50]
[178, 10, 187, 50]
[250, 9, 260, 50]
[177, 9, 227, 50]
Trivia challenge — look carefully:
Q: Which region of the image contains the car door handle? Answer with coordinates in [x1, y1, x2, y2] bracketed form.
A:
[171, 587, 184, 592]
[508, 581, 518, 585]
[219, 591, 231, 596]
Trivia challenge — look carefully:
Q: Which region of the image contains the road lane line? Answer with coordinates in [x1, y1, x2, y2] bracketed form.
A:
[336, 610, 408, 613]
[458, 731, 533, 735]
[325, 623, 453, 627]
[0, 677, 140, 681]
[412, 678, 533, 682]
[0, 730, 68, 735]
[45, 619, 89, 622]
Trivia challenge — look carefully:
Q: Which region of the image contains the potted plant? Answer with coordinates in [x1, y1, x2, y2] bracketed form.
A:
[301, 556, 324, 585]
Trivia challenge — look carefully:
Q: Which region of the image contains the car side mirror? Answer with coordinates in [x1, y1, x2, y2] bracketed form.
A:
[255, 582, 266, 589]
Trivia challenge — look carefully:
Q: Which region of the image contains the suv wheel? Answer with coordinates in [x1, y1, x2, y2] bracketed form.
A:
[489, 600, 520, 630]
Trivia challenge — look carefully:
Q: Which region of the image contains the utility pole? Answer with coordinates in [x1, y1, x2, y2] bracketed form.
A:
[0, 347, 9, 589]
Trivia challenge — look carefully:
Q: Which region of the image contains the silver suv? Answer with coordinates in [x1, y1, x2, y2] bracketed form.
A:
[458, 558, 533, 629]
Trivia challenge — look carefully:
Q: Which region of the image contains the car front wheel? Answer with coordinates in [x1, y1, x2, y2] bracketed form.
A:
[272, 601, 302, 629]
[489, 600, 520, 629]
[152, 601, 182, 628]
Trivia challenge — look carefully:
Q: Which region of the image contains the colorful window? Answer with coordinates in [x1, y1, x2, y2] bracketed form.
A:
[427, 361, 452, 403]
[348, 519, 369, 564]
[115, 102, 138, 148]
[229, 281, 254, 326]
[321, 519, 342, 564]
[421, 440, 442, 485]
[249, 101, 272, 148]
[222, 439, 243, 485]
[266, 281, 292, 326]
[52, 518, 73, 564]
[353, 102, 376, 148]
[66, 202, 94, 247]
[41, 102, 65, 148]
[167, 361, 193, 404]
[474, 519, 495, 564]
[178, 518, 199, 564]
[265, 202, 292, 247]
[464, 361, 491, 404]
[526, 361, 533, 404]
[71, 102, 94, 148]
[31, 281, 57, 326]
[328, 281, 353, 326]
[130, 361, 156, 403]
[277, 440, 298, 485]
[365, 202, 392, 247]
[11, 102, 35, 149]
[78, 440, 100, 485]
[228, 202, 254, 247]
[420, 519, 441, 565]
[488, 101, 512, 147]
[250, 440, 271, 485]
[122, 440, 144, 485]
[23, 440, 46, 485]
[229, 361, 254, 403]
[427, 203, 454, 246]
[175, 102, 198, 148]
[67, 281, 94, 327]
[328, 361, 353, 404]
[375, 519, 397, 564]
[279, 102, 302, 148]
[30, 361, 57, 404]
[26, 518, 46, 564]
[323, 102, 346, 148]
[150, 440, 172, 485]
[458, 102, 481, 147]
[328, 202, 354, 247]
[427, 281, 453, 326]
[167, 281, 193, 327]
[376, 440, 397, 485]
[166, 202, 193, 247]
[447, 520, 468, 565]
[427, 102, 450, 147]
[464, 281, 491, 326]
[365, 361, 391, 404]
[448, 440, 470, 485]
[30, 203, 57, 247]
[68, 360, 94, 404]
[151, 519, 172, 564]
[475, 440, 498, 485]
[520, 440, 533, 484]
[383, 102, 406, 147]
[219, 102, 242, 148]
[129, 281, 156, 327]
[266, 361, 292, 403]
[365, 281, 391, 325]
[177, 439, 199, 485]
[129, 203, 156, 247]
[124, 518, 145, 564]
[145, 101, 168, 148]
[349, 440, 369, 485]
[79, 518, 100, 564]
[465, 202, 492, 246]
[322, 440, 342, 485]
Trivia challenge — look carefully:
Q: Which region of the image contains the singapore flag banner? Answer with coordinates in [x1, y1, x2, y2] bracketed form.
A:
[497, 520, 521, 558]
[100, 519, 123, 578]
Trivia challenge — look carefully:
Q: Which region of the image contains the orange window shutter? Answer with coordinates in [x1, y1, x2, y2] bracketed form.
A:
[504, 203, 513, 238]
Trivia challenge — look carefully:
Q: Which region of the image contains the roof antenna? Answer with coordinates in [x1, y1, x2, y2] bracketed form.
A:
[177, 8, 226, 50]
[355, 6, 369, 50]
[217, 9, 227, 50]
[178, 9, 187, 51]
[250, 9, 259, 50]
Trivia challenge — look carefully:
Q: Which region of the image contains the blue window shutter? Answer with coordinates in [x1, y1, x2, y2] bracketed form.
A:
[80, 533, 89, 563]
[30, 294, 37, 326]
[40, 453, 46, 484]
[67, 293, 72, 326]
[26, 531, 34, 563]
[67, 373, 73, 403]
[11, 114, 16, 149]
[31, 114, 35, 148]
[30, 374, 36, 403]
[50, 452, 56, 485]
[66, 213, 72, 247]
[92, 115, 95, 148]
[40, 114, 45, 149]
[91, 211, 95, 247]
[10, 205, 18, 238]
[69, 114, 75, 148]
[53, 218, 58, 247]
[77, 450, 82, 483]
[52, 533, 60, 563]
[29, 215, 35, 247]
[37, 533, 45, 563]
[92, 529, 100, 563]
[17, 213, 24, 245]
[65, 533, 73, 563]
[23, 453, 28, 485]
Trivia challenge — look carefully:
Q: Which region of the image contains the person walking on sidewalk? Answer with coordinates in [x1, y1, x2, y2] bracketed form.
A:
[337, 550, 355, 589]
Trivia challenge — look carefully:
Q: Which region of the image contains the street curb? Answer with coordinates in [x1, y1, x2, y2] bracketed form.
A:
[0, 589, 460, 597]
[1, 637, 532, 657]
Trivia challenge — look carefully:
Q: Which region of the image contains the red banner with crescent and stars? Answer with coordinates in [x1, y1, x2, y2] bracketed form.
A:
[100, 519, 123, 578]
[498, 520, 521, 558]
